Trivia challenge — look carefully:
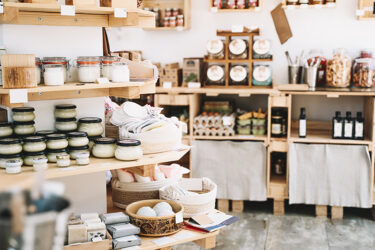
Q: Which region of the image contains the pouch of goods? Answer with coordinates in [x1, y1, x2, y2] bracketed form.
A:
[112, 235, 142, 249]
[100, 212, 130, 225]
[107, 223, 140, 239]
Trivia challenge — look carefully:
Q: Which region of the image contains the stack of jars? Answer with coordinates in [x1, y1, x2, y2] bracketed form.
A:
[55, 104, 78, 134]
[100, 56, 130, 83]
[77, 117, 104, 160]
[67, 131, 90, 165]
[12, 107, 36, 137]
[163, 8, 184, 28]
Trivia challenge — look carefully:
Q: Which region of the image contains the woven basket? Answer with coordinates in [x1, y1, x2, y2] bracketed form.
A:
[126, 199, 183, 236]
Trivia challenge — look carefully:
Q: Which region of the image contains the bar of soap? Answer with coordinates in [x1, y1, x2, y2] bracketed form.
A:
[68, 224, 88, 244]
[107, 223, 140, 239]
[68, 217, 83, 225]
[87, 222, 106, 242]
[81, 213, 99, 221]
[112, 235, 141, 249]
[84, 218, 102, 225]
[100, 212, 129, 225]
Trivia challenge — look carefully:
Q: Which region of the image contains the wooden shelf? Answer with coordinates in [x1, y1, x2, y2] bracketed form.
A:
[204, 57, 272, 63]
[282, 2, 336, 9]
[0, 2, 156, 27]
[0, 147, 190, 192]
[193, 134, 267, 141]
[209, 0, 262, 13]
[0, 81, 155, 107]
[155, 87, 275, 96]
[143, 26, 188, 31]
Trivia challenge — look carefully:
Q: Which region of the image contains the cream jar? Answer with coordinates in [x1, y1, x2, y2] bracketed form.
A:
[33, 157, 48, 171]
[23, 151, 46, 166]
[67, 131, 89, 147]
[55, 104, 77, 119]
[55, 118, 77, 132]
[43, 57, 69, 82]
[92, 137, 116, 158]
[76, 152, 90, 165]
[101, 56, 119, 80]
[0, 122, 13, 138]
[78, 117, 103, 136]
[44, 64, 65, 86]
[23, 136, 46, 153]
[0, 138, 22, 155]
[69, 145, 90, 160]
[88, 136, 101, 151]
[12, 107, 35, 122]
[115, 139, 143, 161]
[14, 121, 35, 136]
[0, 154, 22, 169]
[36, 130, 56, 137]
[47, 148, 68, 163]
[56, 154, 70, 168]
[111, 62, 130, 83]
[77, 56, 101, 83]
[46, 134, 68, 150]
[5, 159, 22, 174]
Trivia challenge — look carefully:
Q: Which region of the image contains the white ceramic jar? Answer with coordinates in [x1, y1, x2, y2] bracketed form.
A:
[77, 56, 101, 83]
[47, 148, 68, 163]
[23, 136, 47, 153]
[12, 107, 35, 122]
[0, 154, 22, 169]
[55, 118, 77, 133]
[55, 104, 77, 119]
[43, 57, 69, 82]
[111, 62, 130, 83]
[33, 157, 48, 171]
[76, 152, 90, 165]
[92, 137, 117, 158]
[101, 56, 119, 81]
[0, 122, 13, 138]
[5, 159, 22, 174]
[13, 121, 35, 136]
[56, 154, 70, 168]
[69, 145, 90, 160]
[23, 151, 46, 166]
[115, 139, 143, 161]
[0, 138, 22, 155]
[78, 117, 103, 137]
[44, 64, 65, 86]
[46, 134, 68, 150]
[67, 131, 89, 147]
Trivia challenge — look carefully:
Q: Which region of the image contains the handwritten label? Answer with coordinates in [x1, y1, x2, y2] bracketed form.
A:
[114, 8, 127, 18]
[231, 24, 244, 33]
[96, 77, 110, 84]
[356, 9, 365, 16]
[187, 82, 201, 88]
[61, 5, 75, 16]
[9, 89, 28, 104]
[162, 81, 172, 89]
[211, 7, 218, 12]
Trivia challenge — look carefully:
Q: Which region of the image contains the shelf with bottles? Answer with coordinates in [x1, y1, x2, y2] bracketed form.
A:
[209, 0, 262, 12]
[282, 0, 336, 9]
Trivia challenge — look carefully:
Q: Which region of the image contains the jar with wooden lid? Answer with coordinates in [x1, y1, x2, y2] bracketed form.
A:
[229, 39, 248, 59]
[252, 64, 272, 86]
[206, 40, 225, 59]
[229, 65, 248, 85]
[77, 56, 101, 83]
[43, 57, 69, 82]
[253, 39, 272, 59]
[101, 56, 119, 81]
[326, 49, 351, 88]
[206, 65, 225, 86]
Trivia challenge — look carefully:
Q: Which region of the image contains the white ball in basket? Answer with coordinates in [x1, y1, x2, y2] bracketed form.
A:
[153, 202, 173, 215]
[157, 209, 175, 217]
[137, 206, 157, 217]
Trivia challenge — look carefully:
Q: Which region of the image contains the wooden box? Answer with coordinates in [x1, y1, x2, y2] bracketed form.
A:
[182, 57, 203, 86]
[2, 67, 37, 89]
[105, 124, 119, 140]
[165, 62, 179, 69]
[64, 231, 112, 250]
[66, 0, 97, 7]
[155, 94, 190, 106]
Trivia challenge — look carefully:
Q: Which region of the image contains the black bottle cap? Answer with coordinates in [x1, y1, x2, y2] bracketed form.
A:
[346, 111, 352, 118]
[335, 111, 341, 117]
[357, 112, 362, 118]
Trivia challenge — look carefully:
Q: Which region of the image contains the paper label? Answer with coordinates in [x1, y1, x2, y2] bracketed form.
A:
[152, 237, 175, 246]
[9, 89, 28, 104]
[356, 9, 365, 16]
[271, 124, 281, 134]
[175, 211, 183, 224]
[355, 122, 363, 138]
[334, 121, 342, 137]
[231, 24, 244, 33]
[0, 3, 4, 14]
[299, 120, 306, 137]
[344, 122, 353, 138]
[211, 7, 218, 12]
[114, 8, 127, 18]
[96, 78, 110, 84]
[162, 82, 172, 89]
[61, 5, 75, 16]
[187, 82, 201, 88]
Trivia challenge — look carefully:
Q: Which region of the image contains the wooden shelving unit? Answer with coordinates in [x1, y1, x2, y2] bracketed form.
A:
[0, 2, 155, 27]
[282, 0, 336, 9]
[192, 134, 267, 141]
[208, 0, 262, 12]
[357, 0, 375, 20]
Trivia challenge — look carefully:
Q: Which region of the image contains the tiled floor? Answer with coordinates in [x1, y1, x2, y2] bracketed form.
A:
[176, 201, 375, 250]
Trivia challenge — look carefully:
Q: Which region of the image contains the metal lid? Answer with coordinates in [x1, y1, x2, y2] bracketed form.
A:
[46, 133, 67, 140]
[36, 130, 56, 136]
[69, 145, 89, 150]
[12, 107, 35, 112]
[94, 137, 116, 144]
[78, 117, 102, 123]
[56, 118, 77, 122]
[0, 122, 11, 127]
[55, 104, 77, 110]
[13, 121, 35, 126]
[117, 139, 141, 147]
[0, 153, 22, 159]
[47, 148, 68, 154]
[23, 151, 45, 156]
[23, 136, 45, 143]
[67, 131, 88, 138]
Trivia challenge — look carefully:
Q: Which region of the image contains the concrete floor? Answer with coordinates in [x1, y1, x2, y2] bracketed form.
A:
[176, 200, 375, 250]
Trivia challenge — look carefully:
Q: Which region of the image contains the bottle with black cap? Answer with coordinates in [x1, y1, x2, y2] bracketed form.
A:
[343, 111, 354, 139]
[354, 112, 364, 140]
[332, 111, 343, 139]
[299, 107, 306, 138]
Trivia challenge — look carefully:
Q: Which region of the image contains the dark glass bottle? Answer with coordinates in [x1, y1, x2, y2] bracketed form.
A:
[354, 112, 364, 140]
[343, 112, 354, 139]
[299, 107, 306, 138]
[332, 111, 343, 139]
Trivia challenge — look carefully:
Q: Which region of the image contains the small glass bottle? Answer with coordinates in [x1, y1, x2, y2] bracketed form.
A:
[332, 111, 343, 139]
[354, 112, 364, 140]
[343, 112, 354, 139]
[299, 108, 306, 138]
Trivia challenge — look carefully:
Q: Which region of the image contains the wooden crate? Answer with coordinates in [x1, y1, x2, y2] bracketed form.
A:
[105, 124, 119, 140]
[208, 0, 263, 12]
[155, 94, 190, 106]
[64, 231, 112, 250]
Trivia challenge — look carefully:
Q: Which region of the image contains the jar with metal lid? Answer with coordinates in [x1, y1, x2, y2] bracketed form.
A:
[169, 16, 177, 27]
[14, 121, 35, 136]
[23, 136, 46, 153]
[177, 15, 184, 27]
[229, 65, 248, 85]
[23, 151, 46, 166]
[0, 122, 13, 138]
[92, 137, 117, 158]
[36, 57, 42, 84]
[88, 136, 102, 151]
[55, 104, 77, 119]
[0, 138, 22, 155]
[69, 145, 90, 160]
[165, 8, 171, 17]
[56, 154, 70, 168]
[0, 154, 22, 169]
[67, 131, 89, 147]
[44, 64, 65, 86]
[153, 8, 161, 27]
[206, 40, 225, 59]
[12, 107, 35, 122]
[206, 65, 225, 86]
[33, 157, 48, 171]
[253, 39, 272, 59]
[55, 118, 77, 132]
[252, 64, 272, 86]
[172, 8, 179, 16]
[101, 56, 119, 81]
[287, 0, 298, 5]
[229, 39, 248, 59]
[76, 56, 101, 83]
[46, 134, 68, 150]
[163, 17, 170, 27]
[112, 62, 130, 83]
[353, 58, 375, 88]
[76, 152, 90, 165]
[271, 115, 283, 138]
[6, 159, 22, 174]
[115, 139, 143, 161]
[78, 117, 104, 136]
[47, 148, 69, 163]
[326, 49, 351, 88]
[43, 57, 69, 82]
[36, 130, 56, 137]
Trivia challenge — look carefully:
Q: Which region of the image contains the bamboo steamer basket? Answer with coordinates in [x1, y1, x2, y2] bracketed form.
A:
[126, 199, 184, 237]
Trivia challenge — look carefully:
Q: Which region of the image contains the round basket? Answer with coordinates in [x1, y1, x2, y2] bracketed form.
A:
[126, 199, 183, 237]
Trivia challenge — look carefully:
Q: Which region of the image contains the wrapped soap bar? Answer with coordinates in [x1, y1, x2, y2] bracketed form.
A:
[100, 212, 129, 225]
[86, 222, 106, 241]
[81, 213, 99, 221]
[107, 223, 140, 239]
[112, 235, 141, 249]
[68, 224, 87, 244]
[84, 218, 101, 225]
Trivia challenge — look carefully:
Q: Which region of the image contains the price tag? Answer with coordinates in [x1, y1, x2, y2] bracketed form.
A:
[286, 5, 295, 10]
[176, 26, 183, 31]
[254, 7, 261, 12]
[0, 3, 4, 14]
[61, 5, 75, 16]
[326, 2, 336, 7]
[175, 211, 183, 224]
[231, 24, 244, 33]
[96, 77, 110, 84]
[314, 4, 323, 9]
[211, 7, 218, 12]
[187, 82, 201, 88]
[9, 89, 28, 104]
[114, 8, 127, 18]
[356, 9, 365, 16]
[300, 4, 308, 9]
[60, 167, 76, 171]
[162, 81, 172, 89]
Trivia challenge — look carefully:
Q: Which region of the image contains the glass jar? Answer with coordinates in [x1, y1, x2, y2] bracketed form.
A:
[69, 145, 90, 160]
[5, 159, 22, 174]
[271, 115, 283, 138]
[0, 122, 13, 138]
[92, 137, 117, 158]
[55, 118, 77, 132]
[76, 152, 90, 165]
[23, 136, 46, 153]
[78, 117, 104, 136]
[115, 139, 143, 161]
[237, 0, 245, 8]
[36, 130, 56, 137]
[12, 107, 35, 122]
[287, 0, 298, 5]
[326, 49, 352, 88]
[227, 0, 236, 8]
[163, 17, 170, 27]
[44, 64, 65, 86]
[207, 40, 224, 59]
[112, 62, 130, 83]
[67, 131, 89, 147]
[14, 121, 35, 136]
[252, 64, 272, 86]
[165, 8, 171, 17]
[229, 65, 248, 85]
[169, 16, 177, 27]
[172, 8, 179, 17]
[56, 154, 70, 168]
[0, 138, 22, 155]
[253, 39, 272, 59]
[36, 57, 42, 84]
[312, 0, 323, 4]
[23, 151, 46, 166]
[101, 56, 119, 81]
[77, 56, 101, 83]
[33, 157, 48, 171]
[46, 134, 68, 150]
[47, 148, 68, 163]
[206, 65, 225, 86]
[153, 8, 161, 27]
[229, 39, 248, 59]
[0, 154, 22, 169]
[88, 136, 101, 151]
[177, 15, 184, 27]
[307, 49, 327, 87]
[353, 58, 375, 88]
[55, 104, 77, 119]
[299, 0, 309, 4]
[43, 57, 69, 82]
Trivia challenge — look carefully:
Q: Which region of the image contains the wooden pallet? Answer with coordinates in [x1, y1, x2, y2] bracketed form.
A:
[217, 199, 244, 213]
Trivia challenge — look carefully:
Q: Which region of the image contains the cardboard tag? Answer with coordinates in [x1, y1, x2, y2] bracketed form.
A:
[180, 178, 203, 191]
[162, 82, 172, 89]
[191, 214, 214, 225]
[96, 77, 110, 84]
[9, 89, 28, 104]
[231, 24, 244, 33]
[152, 237, 175, 246]
[61, 5, 75, 16]
[356, 9, 365, 16]
[175, 211, 183, 224]
[187, 82, 201, 88]
[211, 7, 218, 12]
[114, 8, 127, 18]
[0, 3, 4, 14]
[271, 3, 293, 44]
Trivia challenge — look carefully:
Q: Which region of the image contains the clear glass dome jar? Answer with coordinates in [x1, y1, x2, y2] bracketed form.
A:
[44, 64, 65, 86]
[78, 117, 103, 136]
[115, 139, 143, 161]
[23, 136, 46, 153]
[47, 148, 68, 163]
[229, 39, 248, 59]
[0, 153, 22, 169]
[46, 133, 68, 150]
[43, 57, 69, 82]
[206, 40, 224, 59]
[13, 121, 35, 136]
[55, 104, 77, 119]
[252, 64, 272, 86]
[101, 56, 119, 81]
[92, 137, 117, 158]
[326, 48, 352, 88]
[206, 65, 225, 86]
[69, 145, 90, 160]
[55, 118, 77, 133]
[67, 131, 89, 147]
[23, 151, 46, 166]
[12, 107, 35, 122]
[0, 122, 13, 138]
[5, 159, 22, 174]
[112, 62, 130, 83]
[229, 65, 248, 85]
[77, 56, 101, 83]
[36, 57, 42, 84]
[353, 58, 375, 88]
